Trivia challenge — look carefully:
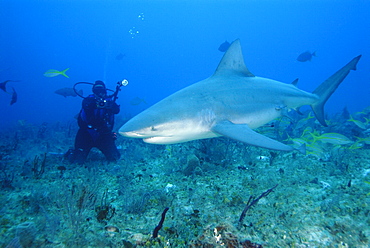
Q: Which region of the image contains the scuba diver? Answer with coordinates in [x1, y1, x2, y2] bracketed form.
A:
[66, 79, 127, 164]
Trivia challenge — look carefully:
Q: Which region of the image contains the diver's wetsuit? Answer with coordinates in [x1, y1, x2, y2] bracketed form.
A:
[69, 94, 120, 164]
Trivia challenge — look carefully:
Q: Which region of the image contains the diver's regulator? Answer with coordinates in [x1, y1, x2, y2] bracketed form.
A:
[96, 98, 108, 108]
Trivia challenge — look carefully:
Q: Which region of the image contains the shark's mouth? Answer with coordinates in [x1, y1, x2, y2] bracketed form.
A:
[120, 129, 153, 138]
[143, 135, 166, 140]
[143, 136, 164, 144]
[143, 136, 156, 141]
[143, 135, 181, 145]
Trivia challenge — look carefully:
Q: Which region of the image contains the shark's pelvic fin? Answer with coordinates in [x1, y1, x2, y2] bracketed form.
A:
[213, 39, 255, 77]
[211, 120, 294, 151]
[311, 55, 361, 126]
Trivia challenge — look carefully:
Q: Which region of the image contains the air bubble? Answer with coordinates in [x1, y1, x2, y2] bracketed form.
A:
[138, 13, 145, 21]
[128, 27, 140, 38]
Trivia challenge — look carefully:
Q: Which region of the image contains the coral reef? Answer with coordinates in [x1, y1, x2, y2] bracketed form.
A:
[1, 110, 370, 247]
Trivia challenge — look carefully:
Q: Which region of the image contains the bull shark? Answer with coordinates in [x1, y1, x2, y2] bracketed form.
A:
[119, 39, 361, 152]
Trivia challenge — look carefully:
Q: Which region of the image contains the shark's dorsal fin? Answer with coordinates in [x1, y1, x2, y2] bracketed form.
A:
[291, 78, 299, 86]
[214, 39, 255, 77]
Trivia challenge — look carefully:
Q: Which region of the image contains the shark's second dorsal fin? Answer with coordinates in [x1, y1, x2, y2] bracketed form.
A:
[214, 39, 255, 77]
[291, 78, 299, 86]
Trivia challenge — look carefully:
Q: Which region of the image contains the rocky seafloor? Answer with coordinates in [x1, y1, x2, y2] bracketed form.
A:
[1, 119, 370, 248]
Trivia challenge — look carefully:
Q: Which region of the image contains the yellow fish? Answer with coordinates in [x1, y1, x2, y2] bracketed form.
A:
[44, 68, 69, 78]
[348, 115, 367, 129]
[311, 132, 353, 145]
[356, 136, 370, 145]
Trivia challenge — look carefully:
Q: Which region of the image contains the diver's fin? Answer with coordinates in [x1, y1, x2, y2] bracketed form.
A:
[311, 55, 361, 126]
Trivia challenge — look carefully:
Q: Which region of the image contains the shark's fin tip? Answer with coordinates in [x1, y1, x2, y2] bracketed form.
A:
[214, 39, 255, 77]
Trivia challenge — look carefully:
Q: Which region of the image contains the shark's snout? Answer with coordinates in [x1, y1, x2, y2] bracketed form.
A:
[119, 127, 145, 138]
[119, 123, 141, 138]
[119, 119, 157, 139]
[119, 130, 140, 138]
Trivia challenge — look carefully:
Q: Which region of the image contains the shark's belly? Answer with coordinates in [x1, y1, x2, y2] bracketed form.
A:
[236, 108, 281, 129]
[214, 103, 283, 129]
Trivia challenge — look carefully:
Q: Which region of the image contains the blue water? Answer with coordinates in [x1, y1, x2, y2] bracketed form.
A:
[1, 2, 370, 247]
[1, 0, 369, 128]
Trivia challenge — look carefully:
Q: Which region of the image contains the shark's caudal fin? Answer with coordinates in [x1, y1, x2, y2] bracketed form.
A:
[213, 39, 255, 77]
[311, 55, 361, 126]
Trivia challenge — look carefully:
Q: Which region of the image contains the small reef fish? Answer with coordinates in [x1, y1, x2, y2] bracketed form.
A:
[290, 137, 308, 147]
[17, 120, 27, 126]
[348, 141, 364, 150]
[348, 115, 367, 129]
[0, 80, 10, 92]
[130, 97, 146, 106]
[218, 41, 231, 52]
[0, 80, 19, 93]
[356, 137, 370, 145]
[295, 112, 315, 130]
[306, 143, 327, 160]
[361, 106, 370, 115]
[297, 51, 316, 62]
[256, 156, 270, 161]
[48, 152, 65, 156]
[55, 87, 83, 97]
[44, 68, 69, 78]
[10, 87, 17, 105]
[311, 132, 353, 145]
[115, 53, 126, 60]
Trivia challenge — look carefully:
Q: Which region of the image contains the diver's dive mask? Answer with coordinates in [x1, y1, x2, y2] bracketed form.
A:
[92, 80, 107, 97]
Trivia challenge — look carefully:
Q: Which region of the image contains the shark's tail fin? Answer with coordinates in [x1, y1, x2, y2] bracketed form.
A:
[311, 55, 361, 126]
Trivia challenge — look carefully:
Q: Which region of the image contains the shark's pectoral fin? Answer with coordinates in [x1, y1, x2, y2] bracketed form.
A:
[211, 120, 294, 152]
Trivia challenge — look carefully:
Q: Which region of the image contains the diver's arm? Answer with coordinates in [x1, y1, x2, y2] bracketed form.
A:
[110, 102, 120, 114]
[104, 100, 120, 114]
[82, 96, 97, 110]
